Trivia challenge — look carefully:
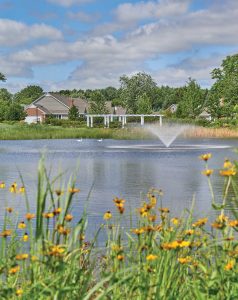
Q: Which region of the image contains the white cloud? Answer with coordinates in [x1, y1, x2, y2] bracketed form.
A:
[67, 11, 100, 23]
[47, 0, 93, 7]
[0, 19, 63, 46]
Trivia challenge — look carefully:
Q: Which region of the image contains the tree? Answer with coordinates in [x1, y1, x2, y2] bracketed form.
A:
[89, 91, 109, 114]
[136, 93, 152, 114]
[176, 78, 205, 118]
[4, 103, 26, 121]
[0, 88, 12, 102]
[0, 72, 6, 82]
[208, 54, 238, 118]
[119, 72, 157, 113]
[68, 105, 79, 120]
[14, 85, 44, 105]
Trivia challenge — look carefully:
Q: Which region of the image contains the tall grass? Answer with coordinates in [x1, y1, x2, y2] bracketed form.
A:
[1, 154, 238, 298]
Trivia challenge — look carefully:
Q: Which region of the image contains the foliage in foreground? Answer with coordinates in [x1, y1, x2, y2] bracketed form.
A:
[0, 155, 238, 299]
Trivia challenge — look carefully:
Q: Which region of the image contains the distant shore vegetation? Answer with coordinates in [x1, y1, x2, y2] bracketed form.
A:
[0, 53, 238, 127]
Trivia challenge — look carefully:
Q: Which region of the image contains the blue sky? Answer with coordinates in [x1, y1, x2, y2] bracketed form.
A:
[0, 0, 238, 92]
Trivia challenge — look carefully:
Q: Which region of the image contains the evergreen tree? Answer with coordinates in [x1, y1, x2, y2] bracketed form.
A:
[68, 105, 79, 120]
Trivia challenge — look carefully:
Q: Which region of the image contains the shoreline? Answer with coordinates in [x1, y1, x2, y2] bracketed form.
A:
[0, 123, 237, 140]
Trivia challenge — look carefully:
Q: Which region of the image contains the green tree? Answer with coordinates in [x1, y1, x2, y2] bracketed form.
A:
[136, 93, 152, 114]
[89, 91, 109, 114]
[207, 54, 238, 118]
[176, 78, 205, 118]
[4, 103, 26, 121]
[0, 72, 6, 82]
[0, 88, 12, 102]
[119, 72, 157, 113]
[68, 105, 79, 120]
[14, 85, 44, 105]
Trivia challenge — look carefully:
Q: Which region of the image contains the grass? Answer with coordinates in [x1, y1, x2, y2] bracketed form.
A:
[1, 155, 238, 299]
[0, 122, 238, 140]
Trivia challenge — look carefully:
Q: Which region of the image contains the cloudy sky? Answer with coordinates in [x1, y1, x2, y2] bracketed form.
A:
[0, 0, 238, 92]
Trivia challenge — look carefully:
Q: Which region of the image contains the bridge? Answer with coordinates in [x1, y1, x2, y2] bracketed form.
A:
[85, 114, 163, 128]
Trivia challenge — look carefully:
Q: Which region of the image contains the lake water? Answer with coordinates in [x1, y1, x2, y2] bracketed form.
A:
[0, 138, 237, 234]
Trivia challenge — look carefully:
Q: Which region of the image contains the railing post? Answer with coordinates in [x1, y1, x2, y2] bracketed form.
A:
[160, 115, 162, 126]
[86, 115, 89, 127]
[141, 115, 144, 126]
[90, 116, 93, 128]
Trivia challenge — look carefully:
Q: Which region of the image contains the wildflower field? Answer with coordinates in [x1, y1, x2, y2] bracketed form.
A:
[0, 155, 238, 299]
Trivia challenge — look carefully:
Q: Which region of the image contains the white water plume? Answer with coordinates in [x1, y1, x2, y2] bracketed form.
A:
[146, 123, 191, 147]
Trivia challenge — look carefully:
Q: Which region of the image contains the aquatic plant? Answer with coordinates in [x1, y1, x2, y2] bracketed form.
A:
[0, 155, 238, 299]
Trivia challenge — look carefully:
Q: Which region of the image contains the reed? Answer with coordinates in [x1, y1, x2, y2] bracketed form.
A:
[0, 154, 238, 298]
[184, 126, 238, 138]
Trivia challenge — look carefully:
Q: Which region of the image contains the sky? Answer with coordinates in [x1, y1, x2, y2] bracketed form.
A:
[0, 0, 238, 93]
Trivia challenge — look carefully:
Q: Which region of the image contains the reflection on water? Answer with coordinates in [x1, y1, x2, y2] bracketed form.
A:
[0, 138, 237, 234]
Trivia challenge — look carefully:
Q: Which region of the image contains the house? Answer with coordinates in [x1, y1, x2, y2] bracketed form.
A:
[166, 104, 178, 114]
[199, 110, 212, 121]
[25, 92, 126, 123]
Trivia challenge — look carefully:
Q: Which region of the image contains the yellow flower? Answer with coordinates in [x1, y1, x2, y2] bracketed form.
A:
[184, 229, 194, 235]
[0, 229, 12, 237]
[16, 253, 29, 260]
[25, 213, 35, 220]
[9, 265, 20, 275]
[57, 225, 71, 235]
[192, 218, 208, 227]
[202, 169, 213, 177]
[55, 189, 64, 196]
[18, 221, 26, 229]
[16, 288, 23, 297]
[224, 260, 235, 271]
[117, 254, 124, 261]
[223, 159, 233, 169]
[31, 255, 38, 262]
[49, 245, 65, 257]
[22, 232, 28, 242]
[6, 207, 13, 213]
[68, 187, 80, 194]
[199, 153, 212, 161]
[149, 195, 157, 207]
[159, 208, 170, 213]
[131, 228, 145, 235]
[18, 186, 25, 193]
[113, 197, 125, 206]
[171, 218, 180, 225]
[111, 244, 123, 252]
[9, 184, 17, 193]
[228, 220, 238, 227]
[220, 168, 236, 176]
[0, 181, 5, 188]
[138, 207, 149, 217]
[42, 212, 54, 219]
[103, 211, 112, 220]
[178, 256, 192, 264]
[65, 214, 73, 222]
[53, 207, 62, 216]
[146, 254, 158, 261]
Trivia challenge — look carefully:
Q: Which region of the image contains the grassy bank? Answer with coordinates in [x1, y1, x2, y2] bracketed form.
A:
[0, 122, 238, 140]
[0, 155, 238, 299]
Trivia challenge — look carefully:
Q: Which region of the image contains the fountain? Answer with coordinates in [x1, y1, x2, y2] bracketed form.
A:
[146, 123, 190, 147]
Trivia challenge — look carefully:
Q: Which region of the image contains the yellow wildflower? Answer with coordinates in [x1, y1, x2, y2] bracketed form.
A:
[9, 265, 20, 275]
[199, 153, 212, 161]
[224, 260, 235, 271]
[55, 189, 64, 196]
[25, 213, 35, 220]
[171, 218, 180, 225]
[202, 169, 213, 177]
[220, 168, 236, 176]
[223, 159, 233, 169]
[16, 288, 23, 297]
[131, 228, 145, 235]
[146, 254, 158, 261]
[0, 229, 11, 237]
[113, 197, 125, 206]
[6, 207, 13, 213]
[68, 187, 80, 194]
[9, 185, 17, 193]
[0, 181, 5, 188]
[49, 245, 65, 257]
[159, 207, 170, 213]
[22, 232, 28, 242]
[192, 218, 208, 228]
[16, 254, 29, 260]
[57, 225, 71, 235]
[228, 220, 238, 227]
[65, 214, 73, 222]
[117, 254, 124, 261]
[42, 212, 54, 219]
[184, 229, 194, 235]
[178, 256, 192, 264]
[103, 211, 112, 220]
[18, 186, 25, 193]
[18, 221, 26, 229]
[53, 207, 62, 216]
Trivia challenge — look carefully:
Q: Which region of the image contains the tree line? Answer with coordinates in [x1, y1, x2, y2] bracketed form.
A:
[1, 53, 238, 122]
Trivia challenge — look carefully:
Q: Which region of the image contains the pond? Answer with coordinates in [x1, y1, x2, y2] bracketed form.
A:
[0, 138, 237, 233]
